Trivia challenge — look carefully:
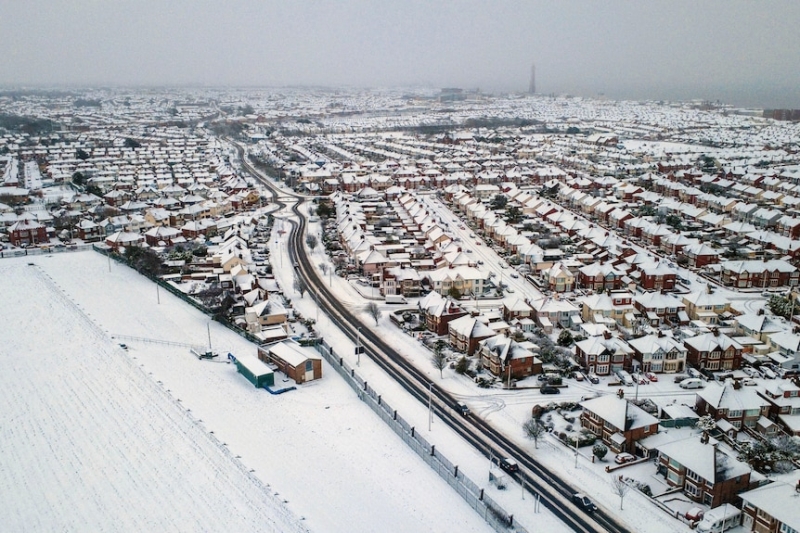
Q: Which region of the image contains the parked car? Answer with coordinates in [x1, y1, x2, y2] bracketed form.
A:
[679, 378, 705, 389]
[499, 457, 519, 474]
[572, 493, 597, 513]
[615, 452, 636, 464]
[540, 385, 560, 395]
[685, 507, 705, 522]
[616, 370, 634, 387]
[572, 372, 584, 381]
[761, 367, 777, 379]
[742, 366, 759, 377]
[510, 273, 519, 278]
[687, 368, 704, 380]
[742, 377, 757, 386]
[587, 374, 600, 384]
[645, 372, 658, 382]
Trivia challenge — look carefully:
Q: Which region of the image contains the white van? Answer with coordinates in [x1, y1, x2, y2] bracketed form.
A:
[696, 504, 740, 533]
[385, 295, 408, 304]
[679, 378, 705, 389]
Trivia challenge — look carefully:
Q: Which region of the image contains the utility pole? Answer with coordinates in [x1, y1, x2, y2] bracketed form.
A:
[574, 435, 579, 468]
[428, 382, 433, 431]
[356, 327, 362, 366]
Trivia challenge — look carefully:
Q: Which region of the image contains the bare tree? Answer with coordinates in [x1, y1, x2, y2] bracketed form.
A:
[365, 302, 381, 325]
[431, 340, 447, 378]
[610, 475, 631, 510]
[523, 418, 545, 449]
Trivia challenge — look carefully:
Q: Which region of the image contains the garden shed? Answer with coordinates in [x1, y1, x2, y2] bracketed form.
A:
[233, 353, 274, 388]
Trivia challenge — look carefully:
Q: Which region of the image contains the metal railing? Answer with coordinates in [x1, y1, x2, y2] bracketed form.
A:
[315, 339, 527, 533]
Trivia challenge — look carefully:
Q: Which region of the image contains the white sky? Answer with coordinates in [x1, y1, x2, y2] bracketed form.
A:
[1, 1, 799, 106]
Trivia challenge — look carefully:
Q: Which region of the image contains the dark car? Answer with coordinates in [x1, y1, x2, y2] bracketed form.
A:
[540, 385, 560, 395]
[455, 401, 470, 416]
[572, 493, 597, 513]
[499, 457, 519, 474]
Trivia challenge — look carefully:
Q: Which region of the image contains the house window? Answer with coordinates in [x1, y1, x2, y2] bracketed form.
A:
[780, 523, 799, 533]
[667, 470, 681, 485]
[728, 409, 742, 418]
[305, 360, 313, 372]
[685, 483, 699, 497]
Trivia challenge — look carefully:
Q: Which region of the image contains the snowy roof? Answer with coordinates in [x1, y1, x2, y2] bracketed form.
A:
[267, 341, 321, 367]
[579, 395, 658, 432]
[740, 477, 800, 528]
[656, 439, 750, 483]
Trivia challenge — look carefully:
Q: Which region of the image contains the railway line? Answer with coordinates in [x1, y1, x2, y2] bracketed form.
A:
[233, 140, 633, 533]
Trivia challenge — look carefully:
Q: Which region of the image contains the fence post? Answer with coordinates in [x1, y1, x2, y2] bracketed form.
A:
[454, 465, 458, 477]
[351, 369, 354, 377]
[378, 395, 381, 406]
[430, 445, 435, 456]
[393, 410, 397, 420]
[339, 357, 343, 366]
[363, 381, 367, 391]
[411, 427, 415, 437]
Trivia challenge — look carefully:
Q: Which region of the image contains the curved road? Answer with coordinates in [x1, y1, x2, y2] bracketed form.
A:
[232, 140, 633, 533]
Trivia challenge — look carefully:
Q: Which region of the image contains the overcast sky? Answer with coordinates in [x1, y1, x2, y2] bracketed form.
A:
[2, 0, 799, 107]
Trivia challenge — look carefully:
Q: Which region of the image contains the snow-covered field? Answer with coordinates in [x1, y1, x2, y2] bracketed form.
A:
[1, 252, 495, 533]
[0, 260, 306, 533]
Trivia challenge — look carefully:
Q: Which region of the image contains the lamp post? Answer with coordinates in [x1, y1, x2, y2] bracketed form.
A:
[428, 382, 433, 431]
[356, 327, 362, 367]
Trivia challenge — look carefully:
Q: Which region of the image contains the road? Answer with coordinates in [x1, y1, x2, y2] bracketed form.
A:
[231, 140, 633, 533]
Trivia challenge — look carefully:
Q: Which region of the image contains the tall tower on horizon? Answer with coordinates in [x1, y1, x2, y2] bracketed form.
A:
[528, 64, 536, 94]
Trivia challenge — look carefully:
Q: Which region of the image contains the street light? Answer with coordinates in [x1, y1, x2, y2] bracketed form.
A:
[355, 327, 363, 366]
[428, 382, 433, 431]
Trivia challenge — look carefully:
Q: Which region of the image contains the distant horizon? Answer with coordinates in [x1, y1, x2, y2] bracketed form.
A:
[1, 82, 796, 111]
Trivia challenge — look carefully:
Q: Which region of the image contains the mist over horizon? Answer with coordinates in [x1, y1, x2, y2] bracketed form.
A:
[2, 1, 799, 109]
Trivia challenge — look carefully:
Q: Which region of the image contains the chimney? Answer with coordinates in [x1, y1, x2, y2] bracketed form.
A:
[603, 330, 612, 340]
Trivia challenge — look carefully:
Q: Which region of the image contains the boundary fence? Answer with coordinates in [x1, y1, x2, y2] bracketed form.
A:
[315, 339, 528, 533]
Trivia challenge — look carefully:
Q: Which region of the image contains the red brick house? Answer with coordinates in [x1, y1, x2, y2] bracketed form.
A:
[683, 330, 743, 371]
[579, 395, 659, 455]
[695, 381, 770, 433]
[720, 259, 799, 289]
[8, 219, 47, 246]
[477, 336, 541, 381]
[679, 242, 720, 268]
[578, 262, 623, 292]
[638, 262, 676, 291]
[418, 292, 467, 336]
[656, 438, 751, 508]
[448, 315, 495, 356]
